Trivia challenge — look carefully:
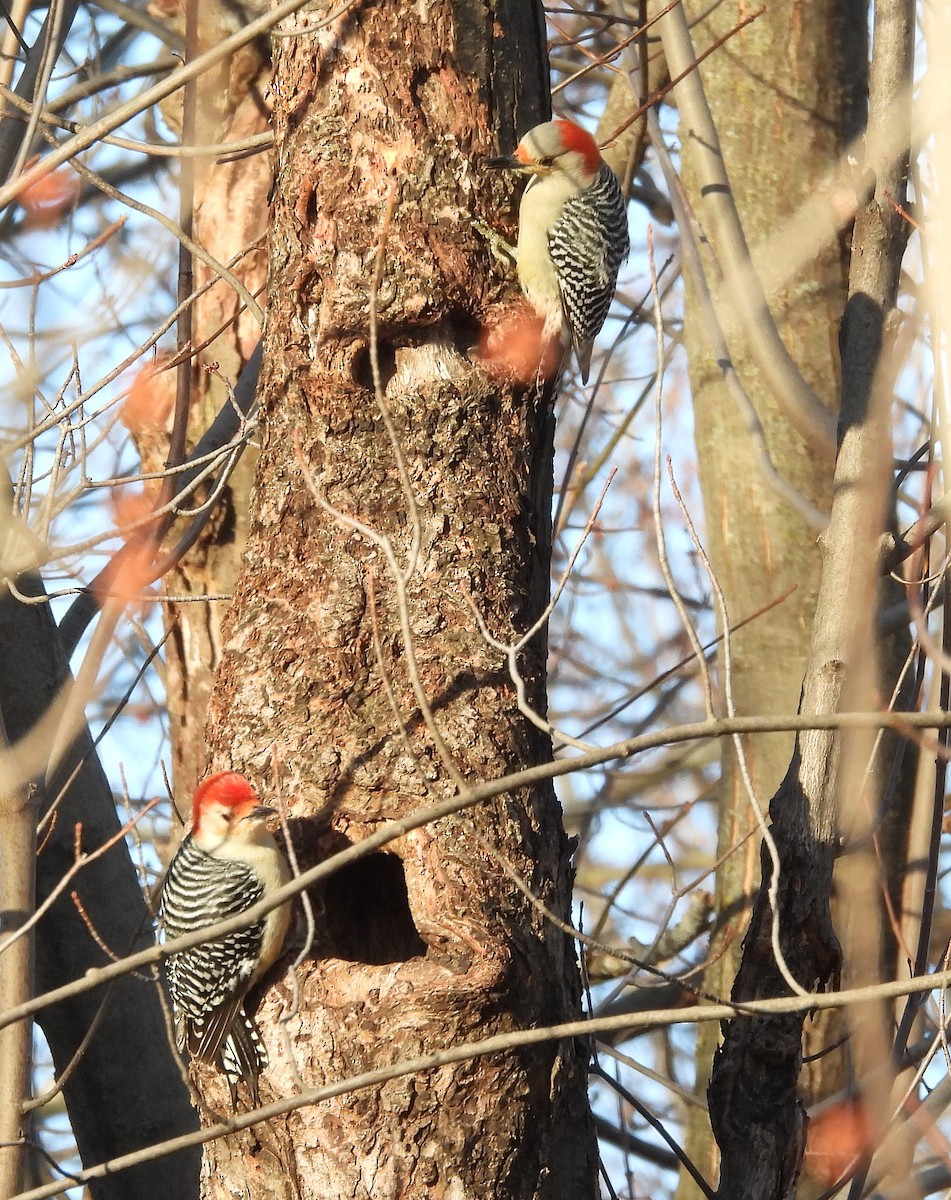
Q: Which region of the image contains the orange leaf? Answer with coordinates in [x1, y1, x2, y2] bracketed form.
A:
[804, 1099, 874, 1186]
[121, 362, 174, 432]
[19, 165, 79, 227]
[478, 300, 562, 383]
[111, 484, 159, 541]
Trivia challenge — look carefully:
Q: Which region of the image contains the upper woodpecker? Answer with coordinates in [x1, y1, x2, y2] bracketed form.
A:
[489, 119, 630, 383]
[160, 771, 292, 1097]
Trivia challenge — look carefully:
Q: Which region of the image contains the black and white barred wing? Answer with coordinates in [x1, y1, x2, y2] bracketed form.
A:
[160, 836, 265, 1067]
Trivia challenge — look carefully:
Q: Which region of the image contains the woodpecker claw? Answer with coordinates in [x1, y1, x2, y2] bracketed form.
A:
[473, 218, 517, 268]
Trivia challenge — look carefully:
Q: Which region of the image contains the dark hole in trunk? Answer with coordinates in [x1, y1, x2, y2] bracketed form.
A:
[319, 852, 426, 964]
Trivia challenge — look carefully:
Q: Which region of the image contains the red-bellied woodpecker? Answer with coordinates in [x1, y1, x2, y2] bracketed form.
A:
[488, 118, 630, 383]
[160, 771, 291, 1098]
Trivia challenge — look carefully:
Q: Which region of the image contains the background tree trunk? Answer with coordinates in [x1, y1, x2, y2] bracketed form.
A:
[0, 575, 199, 1199]
[128, 0, 273, 810]
[674, 2, 865, 1191]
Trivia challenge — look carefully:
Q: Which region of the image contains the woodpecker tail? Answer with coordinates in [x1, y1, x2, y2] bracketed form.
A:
[178, 997, 267, 1102]
[220, 1009, 267, 1102]
[574, 336, 595, 385]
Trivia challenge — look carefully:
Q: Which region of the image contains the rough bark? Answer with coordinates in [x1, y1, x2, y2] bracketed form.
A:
[186, 2, 595, 1197]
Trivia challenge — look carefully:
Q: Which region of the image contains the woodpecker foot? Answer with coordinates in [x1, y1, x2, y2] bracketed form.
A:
[473, 218, 516, 268]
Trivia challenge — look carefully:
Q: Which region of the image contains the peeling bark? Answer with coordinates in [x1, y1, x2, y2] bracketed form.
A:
[187, 2, 595, 1196]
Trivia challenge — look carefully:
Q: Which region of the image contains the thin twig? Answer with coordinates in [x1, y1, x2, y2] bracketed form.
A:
[0, 0, 363, 212]
[3, 707, 951, 1028]
[367, 168, 423, 581]
[656, 2, 837, 459]
[13, 968, 951, 1200]
[293, 435, 465, 790]
[646, 228, 715, 718]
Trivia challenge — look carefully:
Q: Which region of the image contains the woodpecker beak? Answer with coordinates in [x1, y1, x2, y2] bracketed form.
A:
[488, 156, 550, 179]
[245, 804, 278, 823]
[488, 152, 550, 174]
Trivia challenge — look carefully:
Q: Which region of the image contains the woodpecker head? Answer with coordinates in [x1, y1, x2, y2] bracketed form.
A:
[190, 771, 278, 852]
[488, 119, 603, 190]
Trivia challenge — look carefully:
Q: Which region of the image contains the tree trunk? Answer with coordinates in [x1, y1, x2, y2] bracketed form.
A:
[185, 2, 597, 1196]
[0, 574, 200, 1200]
[133, 0, 273, 809]
[673, 1, 864, 1191]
